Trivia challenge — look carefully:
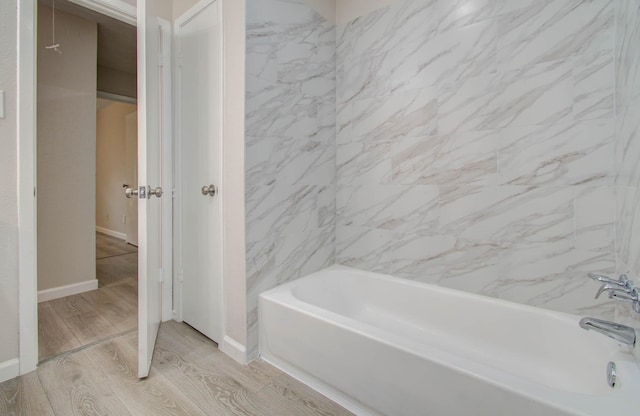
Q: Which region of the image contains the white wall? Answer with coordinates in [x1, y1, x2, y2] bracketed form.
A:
[0, 0, 19, 365]
[37, 5, 98, 292]
[96, 101, 137, 236]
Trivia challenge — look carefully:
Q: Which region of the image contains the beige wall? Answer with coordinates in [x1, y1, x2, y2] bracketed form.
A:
[97, 66, 137, 98]
[172, 0, 200, 20]
[96, 101, 137, 236]
[0, 0, 19, 364]
[222, 0, 247, 348]
[37, 5, 98, 292]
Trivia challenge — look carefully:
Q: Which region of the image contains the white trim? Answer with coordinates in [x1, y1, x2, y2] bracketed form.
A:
[171, 25, 183, 323]
[96, 226, 127, 241]
[220, 336, 251, 364]
[17, 0, 39, 376]
[159, 18, 174, 322]
[67, 0, 136, 25]
[0, 359, 20, 383]
[38, 279, 99, 303]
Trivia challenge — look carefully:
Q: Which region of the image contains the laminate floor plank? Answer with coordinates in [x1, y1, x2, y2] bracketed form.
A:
[12, 320, 353, 416]
[38, 302, 82, 361]
[49, 294, 119, 345]
[153, 336, 251, 415]
[48, 293, 99, 319]
[158, 320, 216, 352]
[81, 287, 137, 333]
[38, 233, 138, 361]
[97, 253, 138, 287]
[85, 336, 208, 416]
[96, 233, 137, 259]
[38, 351, 133, 416]
[154, 336, 304, 416]
[158, 321, 280, 393]
[104, 278, 138, 308]
[261, 374, 355, 416]
[0, 372, 55, 416]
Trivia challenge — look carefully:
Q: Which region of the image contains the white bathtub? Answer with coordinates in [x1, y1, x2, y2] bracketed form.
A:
[259, 265, 640, 416]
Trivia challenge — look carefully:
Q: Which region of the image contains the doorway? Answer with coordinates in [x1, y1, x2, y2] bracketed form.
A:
[35, 0, 139, 362]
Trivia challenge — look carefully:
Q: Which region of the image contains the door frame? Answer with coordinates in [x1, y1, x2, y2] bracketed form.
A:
[16, 0, 172, 375]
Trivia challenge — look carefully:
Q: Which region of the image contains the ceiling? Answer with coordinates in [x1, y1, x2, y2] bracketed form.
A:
[38, 0, 137, 76]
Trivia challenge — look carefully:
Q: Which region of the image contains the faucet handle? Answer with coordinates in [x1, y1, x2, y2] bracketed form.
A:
[589, 273, 615, 283]
[609, 290, 636, 302]
[588, 273, 632, 289]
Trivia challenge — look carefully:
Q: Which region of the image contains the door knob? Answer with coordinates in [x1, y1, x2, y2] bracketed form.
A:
[201, 184, 216, 197]
[125, 187, 138, 198]
[149, 186, 163, 198]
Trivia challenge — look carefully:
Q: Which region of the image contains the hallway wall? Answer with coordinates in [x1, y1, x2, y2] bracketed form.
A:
[96, 101, 138, 238]
[37, 5, 98, 292]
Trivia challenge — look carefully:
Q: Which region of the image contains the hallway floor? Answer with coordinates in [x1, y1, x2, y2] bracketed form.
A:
[38, 233, 138, 361]
[1, 321, 354, 416]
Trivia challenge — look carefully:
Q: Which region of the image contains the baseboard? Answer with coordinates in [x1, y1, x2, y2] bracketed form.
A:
[0, 359, 20, 383]
[220, 336, 254, 364]
[96, 226, 127, 241]
[38, 279, 99, 303]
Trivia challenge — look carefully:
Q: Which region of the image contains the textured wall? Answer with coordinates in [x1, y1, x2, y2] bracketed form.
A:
[245, 0, 336, 356]
[336, 0, 619, 319]
[37, 5, 98, 291]
[0, 0, 19, 364]
[615, 0, 640, 324]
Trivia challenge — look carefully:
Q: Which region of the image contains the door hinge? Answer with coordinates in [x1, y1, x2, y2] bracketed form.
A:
[158, 267, 164, 283]
[178, 270, 184, 283]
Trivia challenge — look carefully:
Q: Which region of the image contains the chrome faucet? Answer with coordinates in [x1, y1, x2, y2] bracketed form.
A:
[579, 317, 636, 346]
[588, 273, 640, 313]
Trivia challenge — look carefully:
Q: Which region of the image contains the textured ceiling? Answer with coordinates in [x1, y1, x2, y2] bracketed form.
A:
[39, 0, 137, 75]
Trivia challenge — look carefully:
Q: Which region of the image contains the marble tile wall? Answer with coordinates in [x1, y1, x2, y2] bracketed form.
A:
[615, 0, 640, 326]
[245, 0, 336, 356]
[336, 0, 622, 319]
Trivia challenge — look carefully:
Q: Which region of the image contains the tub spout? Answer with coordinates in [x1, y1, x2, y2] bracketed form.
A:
[579, 317, 636, 346]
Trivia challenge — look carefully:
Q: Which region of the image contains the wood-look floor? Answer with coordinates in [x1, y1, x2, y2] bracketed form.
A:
[38, 233, 138, 361]
[1, 321, 354, 416]
[25, 234, 354, 415]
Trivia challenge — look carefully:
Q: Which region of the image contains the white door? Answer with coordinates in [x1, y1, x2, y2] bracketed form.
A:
[137, 0, 166, 378]
[124, 111, 138, 246]
[176, 0, 223, 343]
